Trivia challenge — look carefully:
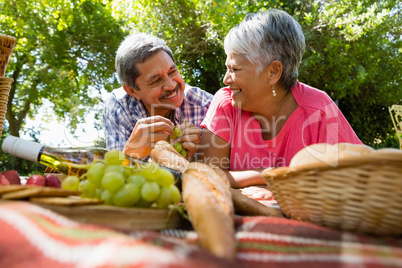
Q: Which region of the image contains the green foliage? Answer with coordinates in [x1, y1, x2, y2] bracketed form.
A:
[299, 0, 401, 146]
[1, 0, 401, 174]
[0, 0, 125, 172]
[1, 0, 124, 135]
[117, 0, 401, 147]
[111, 0, 226, 93]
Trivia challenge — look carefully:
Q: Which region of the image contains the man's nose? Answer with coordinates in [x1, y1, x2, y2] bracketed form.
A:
[162, 77, 176, 90]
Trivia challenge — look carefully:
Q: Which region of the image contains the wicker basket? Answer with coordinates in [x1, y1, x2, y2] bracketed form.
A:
[262, 148, 402, 236]
[0, 34, 17, 77]
[0, 77, 13, 135]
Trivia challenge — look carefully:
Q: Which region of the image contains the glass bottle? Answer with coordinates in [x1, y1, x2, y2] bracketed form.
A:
[1, 135, 182, 183]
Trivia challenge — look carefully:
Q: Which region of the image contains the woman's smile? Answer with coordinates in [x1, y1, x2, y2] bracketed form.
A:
[230, 88, 242, 97]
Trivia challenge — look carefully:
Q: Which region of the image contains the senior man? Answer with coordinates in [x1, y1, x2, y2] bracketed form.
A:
[103, 33, 213, 160]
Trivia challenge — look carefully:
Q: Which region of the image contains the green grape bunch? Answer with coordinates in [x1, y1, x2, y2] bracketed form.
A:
[61, 150, 181, 209]
[169, 125, 187, 158]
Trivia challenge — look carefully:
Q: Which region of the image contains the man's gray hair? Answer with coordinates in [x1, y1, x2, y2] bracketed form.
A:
[115, 32, 174, 89]
[224, 9, 305, 91]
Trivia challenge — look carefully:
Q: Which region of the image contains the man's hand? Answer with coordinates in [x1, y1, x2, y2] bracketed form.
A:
[123, 116, 174, 159]
[176, 123, 201, 160]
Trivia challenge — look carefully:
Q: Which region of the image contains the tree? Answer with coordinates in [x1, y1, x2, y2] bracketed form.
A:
[1, 0, 400, 174]
[111, 0, 228, 93]
[113, 0, 401, 147]
[0, 0, 125, 172]
[299, 0, 402, 146]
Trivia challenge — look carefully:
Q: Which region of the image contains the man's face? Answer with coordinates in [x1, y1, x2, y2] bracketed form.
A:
[126, 50, 185, 117]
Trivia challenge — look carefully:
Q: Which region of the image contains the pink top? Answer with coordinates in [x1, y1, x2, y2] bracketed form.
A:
[201, 81, 362, 170]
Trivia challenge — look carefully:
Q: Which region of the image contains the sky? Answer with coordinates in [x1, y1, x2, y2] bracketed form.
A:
[21, 90, 108, 148]
[22, 109, 103, 148]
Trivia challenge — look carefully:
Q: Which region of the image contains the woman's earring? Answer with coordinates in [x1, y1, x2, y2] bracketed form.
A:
[272, 85, 276, 97]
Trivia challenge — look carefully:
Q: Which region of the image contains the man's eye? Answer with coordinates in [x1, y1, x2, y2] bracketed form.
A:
[150, 78, 161, 85]
[169, 70, 178, 76]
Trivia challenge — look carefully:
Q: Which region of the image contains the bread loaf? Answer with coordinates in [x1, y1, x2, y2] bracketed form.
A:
[230, 188, 283, 217]
[182, 162, 236, 260]
[150, 141, 189, 173]
[289, 143, 374, 168]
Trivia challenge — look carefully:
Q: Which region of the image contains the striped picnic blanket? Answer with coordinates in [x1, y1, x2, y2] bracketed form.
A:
[1, 201, 401, 268]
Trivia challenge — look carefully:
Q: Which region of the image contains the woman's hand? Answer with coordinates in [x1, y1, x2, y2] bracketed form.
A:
[197, 128, 231, 169]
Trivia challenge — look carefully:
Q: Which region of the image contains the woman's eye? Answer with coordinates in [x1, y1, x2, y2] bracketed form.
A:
[169, 70, 178, 76]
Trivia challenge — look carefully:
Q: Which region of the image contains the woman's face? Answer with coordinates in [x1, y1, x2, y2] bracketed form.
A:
[223, 53, 269, 111]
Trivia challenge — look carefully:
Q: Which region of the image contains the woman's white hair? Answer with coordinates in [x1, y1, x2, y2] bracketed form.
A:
[224, 9, 305, 91]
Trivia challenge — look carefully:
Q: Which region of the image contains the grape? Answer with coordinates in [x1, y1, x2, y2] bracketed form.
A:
[169, 184, 181, 204]
[127, 174, 146, 187]
[86, 162, 105, 187]
[122, 166, 135, 178]
[174, 127, 182, 137]
[170, 126, 182, 139]
[96, 189, 103, 199]
[173, 142, 183, 153]
[101, 190, 114, 205]
[141, 181, 160, 202]
[113, 184, 141, 207]
[155, 187, 172, 209]
[135, 197, 152, 208]
[126, 166, 142, 176]
[102, 171, 125, 193]
[141, 162, 159, 181]
[105, 164, 126, 175]
[62, 176, 80, 191]
[105, 150, 125, 166]
[79, 179, 97, 198]
[169, 126, 188, 157]
[78, 179, 87, 192]
[180, 149, 187, 158]
[80, 148, 182, 209]
[156, 168, 174, 188]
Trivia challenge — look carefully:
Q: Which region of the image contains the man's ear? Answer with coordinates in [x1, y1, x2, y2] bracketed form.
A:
[268, 60, 282, 85]
[123, 84, 140, 100]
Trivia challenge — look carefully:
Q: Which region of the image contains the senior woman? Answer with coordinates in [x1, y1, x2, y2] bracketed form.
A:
[198, 9, 362, 188]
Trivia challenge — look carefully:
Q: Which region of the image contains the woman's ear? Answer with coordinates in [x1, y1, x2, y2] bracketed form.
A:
[268, 60, 282, 85]
[123, 84, 140, 100]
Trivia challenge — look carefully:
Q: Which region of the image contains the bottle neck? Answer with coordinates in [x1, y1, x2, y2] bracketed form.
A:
[1, 135, 43, 162]
[38, 147, 45, 162]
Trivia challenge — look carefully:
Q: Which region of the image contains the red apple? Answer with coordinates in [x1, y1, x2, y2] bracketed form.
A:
[26, 174, 46, 186]
[45, 174, 61, 188]
[1, 170, 21, 185]
[0, 174, 10, 185]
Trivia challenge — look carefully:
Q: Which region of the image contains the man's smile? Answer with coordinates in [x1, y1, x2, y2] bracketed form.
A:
[161, 84, 179, 100]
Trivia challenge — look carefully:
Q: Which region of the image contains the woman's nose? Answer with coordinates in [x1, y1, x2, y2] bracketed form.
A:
[223, 71, 232, 85]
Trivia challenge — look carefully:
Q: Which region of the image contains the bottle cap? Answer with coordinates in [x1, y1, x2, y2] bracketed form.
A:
[1, 136, 43, 162]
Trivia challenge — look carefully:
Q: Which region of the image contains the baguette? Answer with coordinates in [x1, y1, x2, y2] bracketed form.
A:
[150, 141, 189, 173]
[182, 162, 236, 260]
[230, 188, 283, 217]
